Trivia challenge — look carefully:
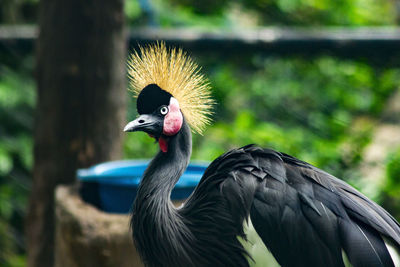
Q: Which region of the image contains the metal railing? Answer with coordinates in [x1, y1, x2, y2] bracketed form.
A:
[1, 26, 400, 66]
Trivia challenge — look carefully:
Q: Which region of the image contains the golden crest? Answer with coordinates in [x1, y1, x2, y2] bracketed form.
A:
[127, 42, 214, 134]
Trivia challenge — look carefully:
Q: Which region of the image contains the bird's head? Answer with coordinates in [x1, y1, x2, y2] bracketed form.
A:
[124, 83, 184, 152]
[124, 42, 213, 152]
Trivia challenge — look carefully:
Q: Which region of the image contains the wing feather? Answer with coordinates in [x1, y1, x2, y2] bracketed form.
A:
[181, 144, 400, 267]
[246, 145, 400, 267]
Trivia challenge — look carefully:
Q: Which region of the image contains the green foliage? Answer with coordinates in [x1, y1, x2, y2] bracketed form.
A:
[169, 0, 229, 15]
[2, 0, 399, 26]
[385, 148, 400, 196]
[381, 147, 400, 220]
[124, 0, 399, 27]
[3, 0, 399, 27]
[149, 0, 229, 28]
[125, 0, 142, 25]
[0, 61, 34, 266]
[238, 0, 398, 25]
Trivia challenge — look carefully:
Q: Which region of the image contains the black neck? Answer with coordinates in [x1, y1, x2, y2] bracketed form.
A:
[135, 119, 191, 202]
[131, 120, 192, 266]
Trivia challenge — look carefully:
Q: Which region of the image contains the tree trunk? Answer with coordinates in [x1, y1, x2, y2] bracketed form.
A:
[26, 0, 126, 266]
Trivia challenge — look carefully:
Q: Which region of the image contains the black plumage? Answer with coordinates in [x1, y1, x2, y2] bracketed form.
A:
[128, 116, 400, 267]
[137, 84, 172, 115]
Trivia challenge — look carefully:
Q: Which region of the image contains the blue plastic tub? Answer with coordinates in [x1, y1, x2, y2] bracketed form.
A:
[78, 160, 208, 214]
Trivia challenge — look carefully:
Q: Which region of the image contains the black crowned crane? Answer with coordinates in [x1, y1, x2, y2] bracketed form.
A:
[124, 43, 400, 267]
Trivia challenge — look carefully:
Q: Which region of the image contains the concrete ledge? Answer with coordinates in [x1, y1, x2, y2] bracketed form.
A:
[55, 184, 143, 267]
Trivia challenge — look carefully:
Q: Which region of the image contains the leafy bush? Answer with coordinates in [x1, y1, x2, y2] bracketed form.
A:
[0, 60, 35, 266]
[386, 149, 400, 191]
[124, 0, 399, 27]
[381, 148, 400, 220]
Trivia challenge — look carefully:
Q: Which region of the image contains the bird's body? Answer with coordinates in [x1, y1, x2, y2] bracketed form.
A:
[125, 43, 400, 267]
[131, 119, 400, 267]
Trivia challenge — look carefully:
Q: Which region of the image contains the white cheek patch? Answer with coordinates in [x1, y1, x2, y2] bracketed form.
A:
[163, 97, 183, 136]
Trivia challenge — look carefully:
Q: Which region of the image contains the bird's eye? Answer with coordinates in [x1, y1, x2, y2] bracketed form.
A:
[160, 106, 169, 115]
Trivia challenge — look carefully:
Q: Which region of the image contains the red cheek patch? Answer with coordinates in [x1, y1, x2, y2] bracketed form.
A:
[163, 97, 183, 136]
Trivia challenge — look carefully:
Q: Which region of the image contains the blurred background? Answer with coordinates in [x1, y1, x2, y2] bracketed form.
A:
[1, 0, 400, 266]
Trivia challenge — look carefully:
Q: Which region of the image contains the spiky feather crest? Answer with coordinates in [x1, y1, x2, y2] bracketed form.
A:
[127, 42, 214, 134]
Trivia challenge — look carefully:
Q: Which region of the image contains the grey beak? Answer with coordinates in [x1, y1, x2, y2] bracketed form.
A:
[124, 119, 140, 132]
[123, 114, 163, 134]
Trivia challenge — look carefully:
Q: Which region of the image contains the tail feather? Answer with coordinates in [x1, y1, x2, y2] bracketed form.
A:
[340, 218, 395, 267]
[383, 236, 400, 267]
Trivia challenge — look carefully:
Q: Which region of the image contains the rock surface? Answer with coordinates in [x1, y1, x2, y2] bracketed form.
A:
[55, 185, 143, 267]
